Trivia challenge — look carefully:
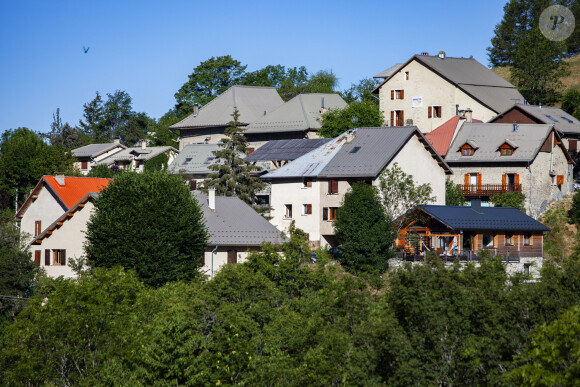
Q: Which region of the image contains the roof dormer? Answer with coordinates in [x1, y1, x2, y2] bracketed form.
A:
[499, 139, 518, 156]
[460, 140, 478, 156]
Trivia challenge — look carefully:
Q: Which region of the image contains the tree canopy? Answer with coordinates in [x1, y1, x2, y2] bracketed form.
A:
[318, 101, 383, 138]
[85, 171, 208, 287]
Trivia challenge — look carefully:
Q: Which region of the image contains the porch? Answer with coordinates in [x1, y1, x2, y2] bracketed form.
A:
[457, 184, 522, 197]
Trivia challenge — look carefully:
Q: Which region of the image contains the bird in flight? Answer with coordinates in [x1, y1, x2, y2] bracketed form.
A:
[83, 46, 90, 54]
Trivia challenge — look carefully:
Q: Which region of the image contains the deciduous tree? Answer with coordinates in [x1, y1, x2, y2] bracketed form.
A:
[318, 101, 383, 138]
[445, 178, 466, 206]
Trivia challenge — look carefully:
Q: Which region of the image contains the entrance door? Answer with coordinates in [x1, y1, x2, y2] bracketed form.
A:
[506, 174, 515, 191]
[469, 173, 478, 192]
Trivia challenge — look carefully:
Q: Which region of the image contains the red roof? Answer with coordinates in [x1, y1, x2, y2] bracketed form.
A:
[16, 176, 111, 218]
[425, 116, 482, 156]
[43, 176, 111, 208]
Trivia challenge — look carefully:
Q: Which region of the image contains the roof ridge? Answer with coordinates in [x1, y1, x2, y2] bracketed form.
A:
[298, 94, 312, 128]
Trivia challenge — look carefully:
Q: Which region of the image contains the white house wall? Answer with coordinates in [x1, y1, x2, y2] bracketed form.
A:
[20, 187, 66, 244]
[202, 246, 261, 278]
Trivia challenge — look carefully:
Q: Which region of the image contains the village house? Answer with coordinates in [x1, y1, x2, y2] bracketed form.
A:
[424, 112, 483, 156]
[394, 200, 550, 277]
[71, 140, 126, 174]
[95, 140, 178, 172]
[167, 143, 221, 190]
[262, 127, 451, 247]
[170, 85, 284, 150]
[373, 51, 524, 133]
[245, 138, 332, 171]
[243, 93, 347, 148]
[443, 122, 574, 217]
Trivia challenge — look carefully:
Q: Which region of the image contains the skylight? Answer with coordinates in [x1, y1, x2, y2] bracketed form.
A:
[350, 146, 361, 153]
[545, 114, 559, 122]
[203, 157, 215, 165]
[182, 157, 192, 165]
[561, 116, 574, 123]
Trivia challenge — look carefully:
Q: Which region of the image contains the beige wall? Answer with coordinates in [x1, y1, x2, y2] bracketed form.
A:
[202, 246, 261, 278]
[30, 201, 94, 279]
[75, 146, 125, 175]
[378, 59, 496, 133]
[20, 186, 67, 244]
[178, 128, 229, 150]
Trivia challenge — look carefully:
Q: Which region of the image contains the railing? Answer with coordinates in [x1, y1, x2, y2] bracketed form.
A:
[457, 184, 522, 197]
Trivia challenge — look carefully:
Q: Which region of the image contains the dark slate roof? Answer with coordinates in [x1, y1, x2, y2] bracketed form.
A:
[419, 205, 550, 232]
[194, 193, 284, 246]
[245, 138, 332, 162]
[168, 144, 221, 174]
[72, 143, 126, 158]
[491, 104, 580, 136]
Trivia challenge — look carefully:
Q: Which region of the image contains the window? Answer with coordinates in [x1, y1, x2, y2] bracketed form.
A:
[404, 71, 409, 80]
[545, 114, 558, 122]
[323, 207, 338, 221]
[461, 144, 475, 156]
[328, 179, 339, 194]
[34, 221, 41, 236]
[189, 180, 197, 190]
[500, 144, 514, 156]
[81, 161, 88, 170]
[303, 178, 312, 188]
[182, 157, 193, 165]
[350, 146, 361, 153]
[524, 233, 532, 246]
[34, 250, 41, 266]
[227, 250, 237, 264]
[390, 110, 404, 126]
[561, 116, 574, 123]
[505, 232, 513, 246]
[284, 204, 293, 218]
[569, 139, 577, 153]
[482, 232, 495, 248]
[52, 249, 66, 266]
[203, 157, 215, 165]
[390, 89, 404, 100]
[524, 263, 531, 276]
[303, 204, 312, 215]
[428, 105, 442, 118]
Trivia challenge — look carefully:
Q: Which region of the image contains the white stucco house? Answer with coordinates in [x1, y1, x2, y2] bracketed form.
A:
[262, 127, 452, 247]
[72, 141, 126, 175]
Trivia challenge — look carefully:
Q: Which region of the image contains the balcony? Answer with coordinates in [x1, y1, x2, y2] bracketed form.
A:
[457, 184, 522, 197]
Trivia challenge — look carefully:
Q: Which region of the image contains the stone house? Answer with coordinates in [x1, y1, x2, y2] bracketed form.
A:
[372, 52, 524, 133]
[444, 122, 574, 217]
[71, 141, 126, 175]
[262, 127, 451, 247]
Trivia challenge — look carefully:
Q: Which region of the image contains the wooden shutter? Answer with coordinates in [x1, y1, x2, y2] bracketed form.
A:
[439, 106, 442, 117]
[306, 180, 312, 188]
[227, 250, 237, 264]
[428, 106, 432, 118]
[306, 204, 312, 214]
[329, 179, 338, 194]
[515, 174, 520, 186]
[323, 207, 328, 221]
[557, 175, 564, 185]
[45, 249, 50, 266]
[477, 173, 482, 187]
[61, 250, 66, 266]
[400, 111, 404, 126]
[400, 90, 404, 99]
[81, 161, 88, 170]
[391, 90, 394, 100]
[189, 180, 197, 190]
[502, 174, 506, 187]
[464, 173, 469, 186]
[390, 111, 394, 126]
[34, 251, 41, 266]
[569, 139, 578, 152]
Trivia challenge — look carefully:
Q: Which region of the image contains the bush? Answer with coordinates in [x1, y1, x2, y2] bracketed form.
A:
[490, 191, 526, 212]
[569, 190, 580, 224]
[445, 178, 466, 206]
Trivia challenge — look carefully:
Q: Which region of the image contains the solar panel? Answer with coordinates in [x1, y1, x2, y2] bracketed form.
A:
[545, 114, 559, 122]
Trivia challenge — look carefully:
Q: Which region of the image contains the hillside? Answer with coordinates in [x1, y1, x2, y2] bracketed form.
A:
[492, 54, 580, 94]
[539, 195, 578, 260]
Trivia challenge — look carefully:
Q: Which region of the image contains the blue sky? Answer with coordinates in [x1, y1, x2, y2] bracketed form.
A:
[0, 0, 508, 135]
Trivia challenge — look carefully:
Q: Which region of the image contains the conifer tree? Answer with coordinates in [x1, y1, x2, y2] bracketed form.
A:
[203, 109, 265, 206]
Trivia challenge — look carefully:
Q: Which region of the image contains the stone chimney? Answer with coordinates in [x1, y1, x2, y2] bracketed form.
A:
[193, 103, 199, 116]
[465, 108, 473, 123]
[208, 188, 216, 211]
[438, 50, 446, 59]
[345, 129, 356, 143]
[141, 139, 147, 150]
[320, 97, 327, 114]
[113, 138, 120, 144]
[55, 174, 65, 186]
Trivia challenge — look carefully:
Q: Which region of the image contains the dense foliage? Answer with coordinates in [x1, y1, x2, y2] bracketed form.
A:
[490, 191, 526, 212]
[85, 171, 208, 287]
[562, 88, 580, 119]
[334, 182, 395, 274]
[143, 152, 169, 172]
[445, 178, 467, 206]
[569, 188, 580, 224]
[318, 101, 383, 138]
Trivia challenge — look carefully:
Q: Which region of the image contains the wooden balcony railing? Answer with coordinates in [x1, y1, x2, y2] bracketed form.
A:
[457, 184, 522, 197]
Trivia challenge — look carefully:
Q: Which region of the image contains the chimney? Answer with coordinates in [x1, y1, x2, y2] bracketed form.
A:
[55, 174, 65, 186]
[320, 97, 327, 114]
[438, 50, 446, 59]
[113, 138, 120, 144]
[471, 198, 482, 213]
[539, 102, 542, 109]
[465, 108, 473, 123]
[420, 51, 429, 56]
[208, 188, 216, 211]
[193, 103, 199, 116]
[345, 129, 356, 143]
[141, 139, 147, 150]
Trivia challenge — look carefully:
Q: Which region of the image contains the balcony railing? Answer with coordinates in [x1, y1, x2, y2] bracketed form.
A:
[457, 184, 522, 197]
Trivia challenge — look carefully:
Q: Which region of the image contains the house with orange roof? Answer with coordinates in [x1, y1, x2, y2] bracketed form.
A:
[425, 112, 483, 157]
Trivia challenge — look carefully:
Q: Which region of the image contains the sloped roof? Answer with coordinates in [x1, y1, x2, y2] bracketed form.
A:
[419, 205, 550, 232]
[245, 138, 332, 162]
[167, 144, 221, 174]
[425, 116, 464, 156]
[194, 193, 284, 246]
[16, 176, 111, 218]
[170, 85, 284, 130]
[373, 55, 525, 113]
[263, 127, 451, 179]
[72, 143, 126, 158]
[373, 63, 403, 79]
[244, 93, 347, 134]
[99, 146, 177, 164]
[491, 104, 580, 136]
[445, 123, 570, 163]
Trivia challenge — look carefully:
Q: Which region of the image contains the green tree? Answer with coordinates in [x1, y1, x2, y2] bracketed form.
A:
[103, 90, 134, 143]
[203, 109, 265, 206]
[334, 182, 395, 274]
[511, 28, 570, 105]
[143, 152, 169, 172]
[318, 101, 383, 138]
[85, 171, 208, 287]
[124, 112, 154, 147]
[86, 164, 122, 179]
[79, 92, 105, 140]
[569, 189, 580, 223]
[305, 69, 338, 93]
[341, 77, 380, 105]
[241, 64, 287, 88]
[490, 191, 526, 212]
[445, 178, 466, 206]
[44, 108, 88, 149]
[277, 66, 309, 101]
[147, 108, 181, 147]
[562, 88, 580, 119]
[174, 55, 247, 114]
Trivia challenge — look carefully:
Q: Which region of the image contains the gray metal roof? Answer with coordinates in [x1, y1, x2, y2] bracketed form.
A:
[459, 85, 525, 115]
[245, 138, 332, 162]
[99, 146, 177, 164]
[373, 63, 403, 79]
[168, 144, 221, 174]
[493, 104, 580, 136]
[420, 205, 550, 232]
[244, 93, 347, 134]
[72, 143, 126, 158]
[445, 123, 553, 163]
[170, 85, 284, 130]
[263, 127, 451, 179]
[194, 193, 284, 246]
